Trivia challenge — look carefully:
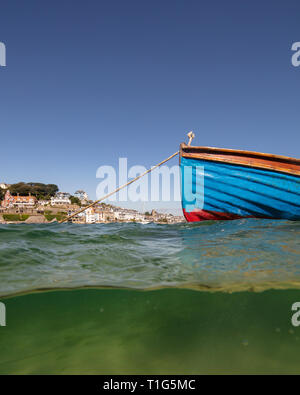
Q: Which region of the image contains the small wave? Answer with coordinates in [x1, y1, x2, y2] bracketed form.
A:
[0, 219, 299, 297]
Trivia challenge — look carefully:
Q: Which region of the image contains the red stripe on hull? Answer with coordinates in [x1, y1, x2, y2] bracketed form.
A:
[183, 209, 253, 222]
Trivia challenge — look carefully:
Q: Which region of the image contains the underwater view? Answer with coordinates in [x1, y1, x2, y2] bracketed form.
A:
[0, 219, 300, 374]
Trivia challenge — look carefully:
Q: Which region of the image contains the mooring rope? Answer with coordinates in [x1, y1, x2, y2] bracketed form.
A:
[59, 132, 195, 223]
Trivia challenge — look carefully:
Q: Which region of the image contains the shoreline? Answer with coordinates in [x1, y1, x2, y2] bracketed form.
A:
[0, 216, 185, 225]
[0, 207, 185, 225]
[0, 220, 185, 225]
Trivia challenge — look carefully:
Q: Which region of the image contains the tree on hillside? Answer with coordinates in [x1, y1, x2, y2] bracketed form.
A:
[9, 182, 59, 200]
[70, 196, 81, 206]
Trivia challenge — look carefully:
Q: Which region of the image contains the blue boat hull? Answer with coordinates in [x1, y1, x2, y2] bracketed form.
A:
[181, 156, 300, 222]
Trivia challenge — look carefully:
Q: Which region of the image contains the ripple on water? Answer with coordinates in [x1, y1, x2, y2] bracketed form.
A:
[0, 219, 299, 297]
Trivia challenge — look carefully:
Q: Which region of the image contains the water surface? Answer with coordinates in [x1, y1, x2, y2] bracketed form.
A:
[0, 220, 299, 374]
[0, 219, 299, 296]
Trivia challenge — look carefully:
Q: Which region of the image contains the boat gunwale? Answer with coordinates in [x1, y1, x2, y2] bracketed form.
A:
[180, 143, 300, 177]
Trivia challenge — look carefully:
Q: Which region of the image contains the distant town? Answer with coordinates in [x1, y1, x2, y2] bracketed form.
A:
[0, 182, 185, 224]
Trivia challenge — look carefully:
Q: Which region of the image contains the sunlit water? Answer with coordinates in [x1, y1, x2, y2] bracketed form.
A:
[0, 220, 300, 374]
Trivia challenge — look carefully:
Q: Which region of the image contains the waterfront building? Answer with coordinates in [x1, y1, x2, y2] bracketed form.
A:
[37, 200, 50, 207]
[1, 190, 37, 208]
[75, 190, 89, 205]
[85, 207, 101, 223]
[51, 192, 71, 206]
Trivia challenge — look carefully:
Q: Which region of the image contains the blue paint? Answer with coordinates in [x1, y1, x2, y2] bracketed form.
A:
[181, 157, 300, 220]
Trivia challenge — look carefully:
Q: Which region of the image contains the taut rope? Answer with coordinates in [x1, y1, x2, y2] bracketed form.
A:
[59, 132, 195, 223]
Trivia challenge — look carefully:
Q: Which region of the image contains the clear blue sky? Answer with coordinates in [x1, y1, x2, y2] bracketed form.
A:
[0, 0, 299, 212]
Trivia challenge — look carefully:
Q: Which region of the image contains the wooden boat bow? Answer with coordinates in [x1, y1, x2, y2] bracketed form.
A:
[180, 143, 300, 177]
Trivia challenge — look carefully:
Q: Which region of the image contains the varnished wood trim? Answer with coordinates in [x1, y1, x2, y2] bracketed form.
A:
[180, 144, 300, 177]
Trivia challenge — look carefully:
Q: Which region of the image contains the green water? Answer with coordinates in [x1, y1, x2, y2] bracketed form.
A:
[0, 220, 300, 374]
[2, 288, 300, 374]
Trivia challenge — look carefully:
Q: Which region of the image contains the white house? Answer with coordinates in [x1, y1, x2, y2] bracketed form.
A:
[80, 192, 89, 205]
[75, 190, 89, 205]
[113, 209, 144, 222]
[51, 192, 71, 206]
[114, 210, 132, 221]
[85, 208, 101, 224]
[38, 200, 49, 207]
